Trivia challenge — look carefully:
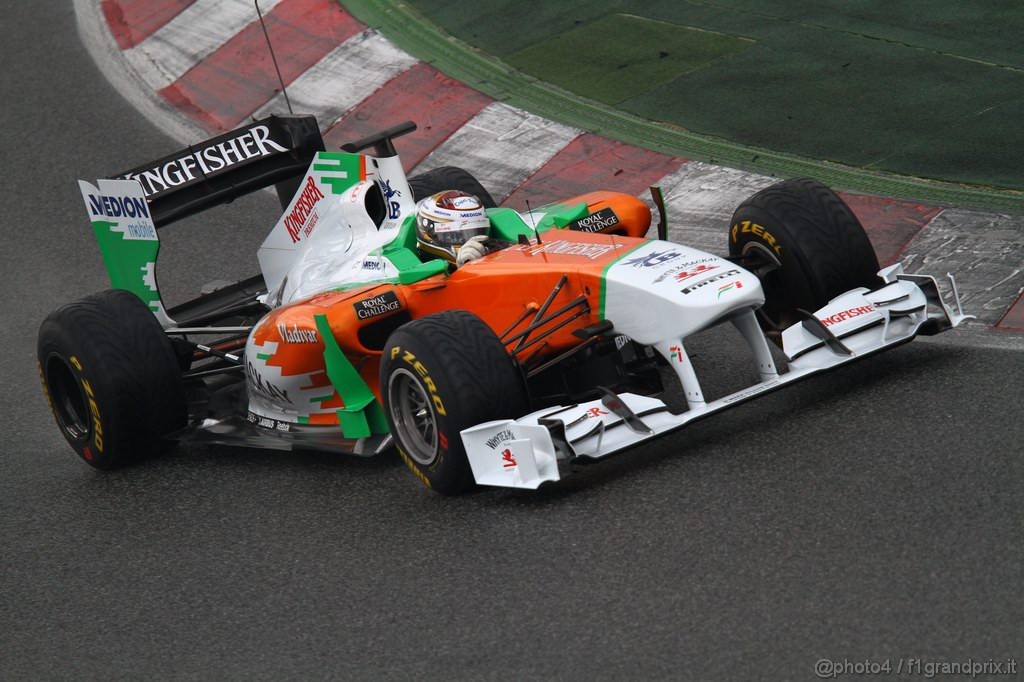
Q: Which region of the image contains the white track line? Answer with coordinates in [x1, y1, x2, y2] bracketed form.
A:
[74, 0, 209, 143]
[899, 208, 1024, 325]
[124, 0, 286, 92]
[252, 30, 417, 127]
[647, 161, 775, 255]
[413, 102, 580, 202]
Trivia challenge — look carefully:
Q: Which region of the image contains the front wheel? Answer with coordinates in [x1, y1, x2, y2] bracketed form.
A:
[729, 177, 881, 332]
[380, 311, 529, 495]
[37, 289, 187, 469]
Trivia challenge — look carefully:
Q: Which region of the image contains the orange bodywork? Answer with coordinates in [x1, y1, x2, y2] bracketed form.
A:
[248, 192, 651, 422]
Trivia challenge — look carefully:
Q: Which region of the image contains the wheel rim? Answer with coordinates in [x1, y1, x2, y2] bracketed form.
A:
[45, 354, 90, 442]
[387, 368, 438, 465]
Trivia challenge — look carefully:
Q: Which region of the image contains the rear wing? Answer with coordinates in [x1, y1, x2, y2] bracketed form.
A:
[79, 117, 422, 328]
[114, 114, 325, 228]
[76, 115, 323, 326]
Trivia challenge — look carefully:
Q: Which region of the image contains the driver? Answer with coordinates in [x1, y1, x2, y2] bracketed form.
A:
[416, 190, 497, 267]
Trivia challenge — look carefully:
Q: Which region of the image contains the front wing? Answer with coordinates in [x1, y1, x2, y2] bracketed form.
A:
[461, 265, 973, 490]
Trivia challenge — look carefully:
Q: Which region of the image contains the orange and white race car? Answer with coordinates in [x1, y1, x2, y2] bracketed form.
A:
[38, 118, 972, 494]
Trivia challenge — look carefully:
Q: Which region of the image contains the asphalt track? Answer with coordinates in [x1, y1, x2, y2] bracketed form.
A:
[1, 2, 1023, 680]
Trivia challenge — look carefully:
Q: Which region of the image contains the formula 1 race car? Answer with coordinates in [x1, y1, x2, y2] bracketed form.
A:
[38, 116, 973, 494]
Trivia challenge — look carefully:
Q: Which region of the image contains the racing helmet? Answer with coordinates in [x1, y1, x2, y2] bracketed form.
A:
[415, 190, 490, 263]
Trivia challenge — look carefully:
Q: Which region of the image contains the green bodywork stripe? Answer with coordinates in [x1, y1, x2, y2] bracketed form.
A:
[378, 206, 596, 284]
[329, 277, 401, 293]
[391, 214, 419, 252]
[312, 152, 365, 195]
[314, 314, 388, 439]
[398, 260, 448, 284]
[487, 202, 588, 241]
[91, 220, 163, 313]
[380, 220, 451, 284]
[598, 241, 648, 320]
[543, 203, 588, 230]
[486, 208, 533, 241]
[298, 415, 311, 425]
[256, 353, 272, 361]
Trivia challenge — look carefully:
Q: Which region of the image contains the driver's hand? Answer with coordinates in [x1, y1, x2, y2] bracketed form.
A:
[456, 235, 489, 267]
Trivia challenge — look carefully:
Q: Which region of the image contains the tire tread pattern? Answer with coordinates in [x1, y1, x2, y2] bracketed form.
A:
[38, 289, 187, 469]
[730, 178, 881, 322]
[382, 310, 528, 494]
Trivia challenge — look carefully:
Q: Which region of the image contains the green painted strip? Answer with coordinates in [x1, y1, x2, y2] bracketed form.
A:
[398, 259, 448, 284]
[547, 203, 589, 229]
[90, 220, 163, 312]
[298, 415, 311, 425]
[256, 353, 272, 361]
[316, 151, 358, 162]
[329, 277, 401, 293]
[314, 314, 388, 438]
[486, 207, 532, 241]
[340, 0, 1024, 213]
[312, 152, 365, 194]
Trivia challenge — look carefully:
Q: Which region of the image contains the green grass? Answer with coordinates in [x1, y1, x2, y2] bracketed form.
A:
[342, 0, 1024, 210]
[507, 14, 753, 106]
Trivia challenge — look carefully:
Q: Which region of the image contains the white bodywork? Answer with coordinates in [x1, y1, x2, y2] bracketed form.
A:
[463, 262, 973, 490]
[257, 154, 417, 306]
[255, 152, 561, 307]
[599, 241, 772, 408]
[149, 147, 972, 488]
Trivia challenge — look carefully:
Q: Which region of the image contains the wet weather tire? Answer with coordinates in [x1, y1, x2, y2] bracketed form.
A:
[37, 289, 187, 470]
[381, 311, 529, 495]
[728, 177, 881, 331]
[408, 166, 497, 208]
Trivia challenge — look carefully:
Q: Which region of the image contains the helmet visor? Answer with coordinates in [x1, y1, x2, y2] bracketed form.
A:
[425, 218, 489, 247]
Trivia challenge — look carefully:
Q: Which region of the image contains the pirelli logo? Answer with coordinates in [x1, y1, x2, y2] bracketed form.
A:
[680, 269, 741, 294]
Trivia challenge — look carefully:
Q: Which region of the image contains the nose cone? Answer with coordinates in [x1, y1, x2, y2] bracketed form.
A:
[601, 241, 763, 344]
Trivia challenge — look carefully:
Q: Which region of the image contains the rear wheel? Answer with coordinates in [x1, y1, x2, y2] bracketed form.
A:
[37, 289, 187, 469]
[728, 177, 880, 332]
[381, 311, 529, 495]
[408, 166, 497, 208]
